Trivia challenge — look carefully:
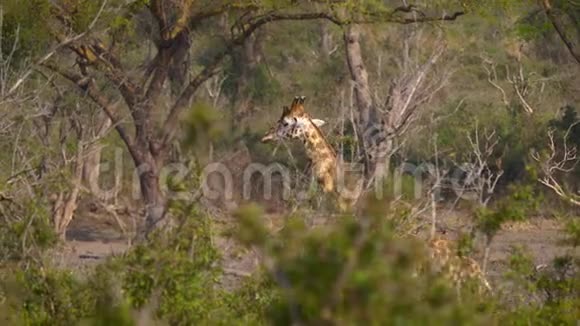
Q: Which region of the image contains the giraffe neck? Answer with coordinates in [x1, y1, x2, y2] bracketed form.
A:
[301, 123, 337, 193]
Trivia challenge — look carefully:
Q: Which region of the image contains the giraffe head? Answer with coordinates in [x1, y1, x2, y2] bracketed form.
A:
[261, 96, 326, 143]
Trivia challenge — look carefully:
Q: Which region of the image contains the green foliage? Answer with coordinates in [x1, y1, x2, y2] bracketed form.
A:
[119, 203, 225, 324]
[1, 0, 579, 324]
[503, 246, 580, 324]
[0, 197, 577, 325]
[249, 64, 283, 104]
[0, 198, 57, 261]
[66, 0, 104, 31]
[423, 101, 549, 183]
[515, 19, 552, 41]
[1, 0, 52, 61]
[222, 273, 279, 324]
[1, 200, 258, 325]
[231, 201, 497, 325]
[562, 218, 580, 248]
[549, 105, 580, 145]
[184, 101, 225, 151]
[475, 183, 541, 242]
[1, 267, 94, 325]
[222, 61, 283, 105]
[82, 265, 134, 326]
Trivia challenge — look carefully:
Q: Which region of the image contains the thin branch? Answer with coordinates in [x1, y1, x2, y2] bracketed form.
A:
[159, 10, 369, 150]
[41, 63, 138, 161]
[532, 125, 580, 206]
[4, 0, 108, 97]
[482, 59, 509, 107]
[539, 0, 580, 65]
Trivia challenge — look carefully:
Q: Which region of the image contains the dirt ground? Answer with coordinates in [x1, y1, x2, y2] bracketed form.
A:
[57, 206, 578, 292]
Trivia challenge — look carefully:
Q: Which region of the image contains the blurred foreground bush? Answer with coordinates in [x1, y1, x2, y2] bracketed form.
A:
[0, 197, 577, 325]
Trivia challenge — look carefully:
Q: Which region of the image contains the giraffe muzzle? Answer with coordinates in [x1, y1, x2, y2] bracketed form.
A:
[261, 133, 275, 143]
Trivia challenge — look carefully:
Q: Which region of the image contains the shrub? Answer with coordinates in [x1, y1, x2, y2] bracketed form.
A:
[232, 201, 497, 325]
[1, 266, 94, 325]
[502, 246, 580, 325]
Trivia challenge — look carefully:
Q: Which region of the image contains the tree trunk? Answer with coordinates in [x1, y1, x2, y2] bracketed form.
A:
[82, 111, 112, 198]
[133, 150, 166, 239]
[540, 0, 580, 65]
[232, 29, 264, 122]
[343, 25, 385, 178]
[320, 22, 333, 57]
[344, 25, 373, 127]
[52, 143, 85, 240]
[168, 32, 192, 96]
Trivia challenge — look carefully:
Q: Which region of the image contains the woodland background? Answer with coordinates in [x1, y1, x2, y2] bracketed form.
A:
[0, 0, 579, 324]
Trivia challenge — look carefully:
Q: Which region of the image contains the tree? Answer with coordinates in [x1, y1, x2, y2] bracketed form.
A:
[23, 1, 343, 237]
[539, 0, 580, 65]
[3, 0, 470, 238]
[343, 23, 452, 180]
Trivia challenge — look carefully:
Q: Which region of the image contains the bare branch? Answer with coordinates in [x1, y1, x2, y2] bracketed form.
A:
[454, 124, 504, 207]
[506, 64, 535, 114]
[482, 59, 509, 107]
[483, 56, 542, 115]
[41, 63, 138, 162]
[532, 126, 580, 206]
[160, 10, 377, 150]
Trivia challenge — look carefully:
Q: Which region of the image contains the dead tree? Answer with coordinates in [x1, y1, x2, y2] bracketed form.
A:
[452, 126, 504, 208]
[344, 24, 450, 181]
[532, 127, 580, 206]
[51, 141, 85, 240]
[451, 125, 504, 274]
[482, 56, 557, 115]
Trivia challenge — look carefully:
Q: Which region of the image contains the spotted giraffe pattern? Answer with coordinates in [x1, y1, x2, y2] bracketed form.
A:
[427, 238, 492, 294]
[262, 96, 338, 193]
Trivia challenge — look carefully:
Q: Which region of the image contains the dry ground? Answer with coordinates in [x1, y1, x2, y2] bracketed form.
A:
[57, 205, 578, 292]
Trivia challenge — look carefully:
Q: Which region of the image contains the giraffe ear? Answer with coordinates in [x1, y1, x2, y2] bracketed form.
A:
[282, 106, 290, 115]
[311, 119, 326, 127]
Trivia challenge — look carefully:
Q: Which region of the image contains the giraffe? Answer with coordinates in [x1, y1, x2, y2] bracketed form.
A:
[425, 237, 492, 295]
[261, 96, 339, 195]
[261, 96, 491, 294]
[261, 96, 365, 211]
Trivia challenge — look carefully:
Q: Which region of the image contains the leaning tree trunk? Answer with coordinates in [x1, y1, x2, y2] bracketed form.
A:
[132, 148, 166, 238]
[540, 0, 580, 65]
[232, 29, 264, 122]
[82, 111, 112, 198]
[343, 24, 446, 186]
[320, 22, 334, 57]
[168, 32, 192, 96]
[52, 142, 85, 240]
[343, 25, 390, 179]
